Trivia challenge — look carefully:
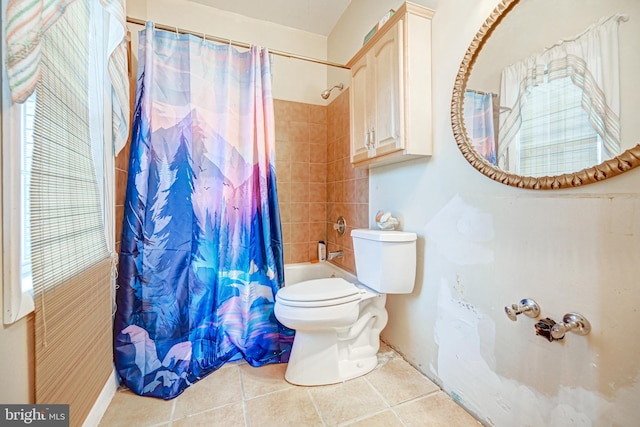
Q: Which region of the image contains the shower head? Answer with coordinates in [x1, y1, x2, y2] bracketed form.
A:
[321, 83, 344, 100]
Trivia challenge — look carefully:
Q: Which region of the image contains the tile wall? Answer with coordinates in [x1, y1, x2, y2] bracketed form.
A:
[273, 100, 328, 264]
[325, 89, 369, 273]
[115, 140, 129, 254]
[115, 89, 369, 273]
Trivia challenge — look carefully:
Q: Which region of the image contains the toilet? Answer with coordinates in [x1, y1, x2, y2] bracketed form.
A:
[274, 229, 417, 386]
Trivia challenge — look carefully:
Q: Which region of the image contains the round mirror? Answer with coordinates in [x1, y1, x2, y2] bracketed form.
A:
[451, 0, 640, 189]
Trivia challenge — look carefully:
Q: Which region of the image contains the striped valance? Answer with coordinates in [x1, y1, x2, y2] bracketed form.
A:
[5, 0, 130, 154]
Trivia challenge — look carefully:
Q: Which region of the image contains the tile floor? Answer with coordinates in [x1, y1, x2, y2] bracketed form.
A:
[99, 343, 481, 426]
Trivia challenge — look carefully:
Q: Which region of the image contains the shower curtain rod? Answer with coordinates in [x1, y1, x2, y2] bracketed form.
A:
[126, 17, 351, 70]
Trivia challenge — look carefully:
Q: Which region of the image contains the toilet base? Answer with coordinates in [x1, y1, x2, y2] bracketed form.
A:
[284, 330, 379, 386]
[282, 295, 388, 386]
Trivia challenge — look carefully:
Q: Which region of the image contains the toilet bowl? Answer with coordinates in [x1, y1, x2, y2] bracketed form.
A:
[275, 277, 387, 385]
[275, 229, 417, 386]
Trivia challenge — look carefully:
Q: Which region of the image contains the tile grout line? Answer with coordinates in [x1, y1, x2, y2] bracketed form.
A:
[306, 387, 329, 426]
[337, 407, 393, 427]
[238, 365, 251, 427]
[393, 388, 442, 408]
[242, 384, 296, 403]
[363, 376, 392, 409]
[168, 397, 177, 426]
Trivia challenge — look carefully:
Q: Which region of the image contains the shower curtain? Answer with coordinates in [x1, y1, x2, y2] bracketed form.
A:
[114, 24, 293, 399]
[464, 90, 498, 166]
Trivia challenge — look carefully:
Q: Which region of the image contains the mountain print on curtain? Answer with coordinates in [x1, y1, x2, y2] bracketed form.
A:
[114, 23, 293, 399]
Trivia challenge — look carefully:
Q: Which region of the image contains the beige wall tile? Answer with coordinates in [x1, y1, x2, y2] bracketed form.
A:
[356, 204, 369, 229]
[309, 143, 327, 164]
[289, 122, 309, 143]
[290, 182, 309, 203]
[291, 162, 310, 183]
[275, 139, 292, 161]
[283, 244, 292, 264]
[276, 161, 292, 183]
[291, 142, 310, 163]
[115, 141, 130, 171]
[290, 203, 309, 223]
[309, 123, 327, 145]
[279, 203, 291, 223]
[115, 169, 128, 206]
[344, 179, 356, 202]
[277, 182, 292, 203]
[281, 223, 292, 243]
[274, 100, 309, 123]
[309, 183, 327, 203]
[308, 242, 320, 260]
[355, 177, 368, 204]
[309, 203, 327, 223]
[309, 163, 327, 183]
[115, 205, 124, 244]
[309, 104, 326, 124]
[275, 120, 291, 142]
[309, 222, 325, 242]
[290, 243, 309, 263]
[290, 223, 310, 244]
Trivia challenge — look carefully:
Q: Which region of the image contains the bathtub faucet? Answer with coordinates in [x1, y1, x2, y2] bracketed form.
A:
[328, 250, 343, 260]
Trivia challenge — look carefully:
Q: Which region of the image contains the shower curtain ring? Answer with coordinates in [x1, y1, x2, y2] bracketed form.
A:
[175, 26, 179, 38]
[202, 33, 206, 45]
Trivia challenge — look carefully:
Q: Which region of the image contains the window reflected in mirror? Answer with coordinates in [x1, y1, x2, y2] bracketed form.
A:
[465, 13, 626, 177]
[452, 0, 640, 189]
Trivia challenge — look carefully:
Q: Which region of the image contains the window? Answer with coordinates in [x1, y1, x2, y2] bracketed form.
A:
[2, 90, 36, 323]
[20, 96, 35, 295]
[516, 77, 603, 177]
[2, 0, 115, 323]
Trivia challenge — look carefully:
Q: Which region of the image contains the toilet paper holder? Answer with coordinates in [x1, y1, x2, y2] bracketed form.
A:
[504, 298, 540, 321]
[550, 312, 591, 340]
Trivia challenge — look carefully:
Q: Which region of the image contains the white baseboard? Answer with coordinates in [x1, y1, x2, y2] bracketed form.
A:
[82, 368, 118, 427]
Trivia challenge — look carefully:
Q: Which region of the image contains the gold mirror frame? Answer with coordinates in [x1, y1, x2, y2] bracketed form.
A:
[451, 0, 640, 190]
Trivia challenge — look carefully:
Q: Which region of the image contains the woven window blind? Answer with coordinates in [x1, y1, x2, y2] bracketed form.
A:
[31, 1, 113, 425]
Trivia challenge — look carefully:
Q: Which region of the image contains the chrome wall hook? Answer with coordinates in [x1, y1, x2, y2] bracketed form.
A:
[504, 298, 540, 321]
[550, 312, 591, 340]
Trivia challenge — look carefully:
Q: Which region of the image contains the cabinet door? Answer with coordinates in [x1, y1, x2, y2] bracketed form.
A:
[371, 19, 403, 157]
[349, 55, 371, 164]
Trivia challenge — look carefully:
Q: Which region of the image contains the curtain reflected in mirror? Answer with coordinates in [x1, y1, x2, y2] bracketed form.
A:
[463, 90, 498, 166]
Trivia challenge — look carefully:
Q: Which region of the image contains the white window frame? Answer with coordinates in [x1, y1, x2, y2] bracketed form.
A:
[2, 84, 35, 324]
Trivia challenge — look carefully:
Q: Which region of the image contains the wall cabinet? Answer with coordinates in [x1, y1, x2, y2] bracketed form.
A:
[347, 2, 433, 168]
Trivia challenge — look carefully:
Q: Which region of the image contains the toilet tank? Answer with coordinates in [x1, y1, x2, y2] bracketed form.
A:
[351, 229, 417, 294]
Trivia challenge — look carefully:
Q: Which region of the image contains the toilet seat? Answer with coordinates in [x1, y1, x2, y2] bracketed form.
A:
[276, 278, 362, 307]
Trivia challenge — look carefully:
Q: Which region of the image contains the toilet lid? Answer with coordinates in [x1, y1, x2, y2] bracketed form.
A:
[276, 278, 361, 307]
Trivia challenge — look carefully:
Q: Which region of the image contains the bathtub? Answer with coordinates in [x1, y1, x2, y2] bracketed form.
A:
[284, 262, 357, 286]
